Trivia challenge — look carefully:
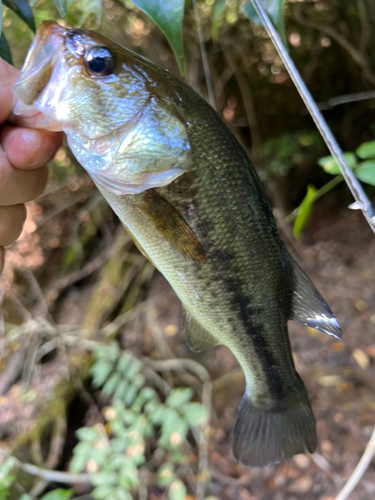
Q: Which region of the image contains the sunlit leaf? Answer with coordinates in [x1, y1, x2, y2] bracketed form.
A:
[213, 0, 226, 23]
[241, 0, 286, 45]
[0, 1, 2, 38]
[318, 152, 356, 175]
[3, 0, 35, 32]
[131, 0, 185, 74]
[75, 0, 102, 26]
[52, 0, 67, 16]
[293, 184, 317, 239]
[168, 479, 187, 500]
[355, 160, 375, 186]
[41, 490, 73, 500]
[0, 32, 12, 65]
[356, 140, 375, 159]
[211, 0, 226, 41]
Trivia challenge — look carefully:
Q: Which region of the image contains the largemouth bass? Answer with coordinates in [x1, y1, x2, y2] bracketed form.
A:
[13, 21, 341, 467]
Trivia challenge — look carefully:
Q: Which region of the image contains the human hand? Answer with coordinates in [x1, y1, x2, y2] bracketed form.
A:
[0, 58, 63, 274]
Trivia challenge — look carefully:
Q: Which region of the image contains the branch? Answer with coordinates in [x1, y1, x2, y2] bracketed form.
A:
[192, 0, 216, 109]
[295, 8, 375, 87]
[249, 0, 375, 234]
[4, 455, 92, 484]
[335, 425, 375, 500]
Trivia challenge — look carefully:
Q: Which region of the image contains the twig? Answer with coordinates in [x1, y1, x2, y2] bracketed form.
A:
[294, 6, 375, 87]
[0, 343, 29, 396]
[310, 453, 342, 488]
[2, 454, 92, 484]
[139, 469, 148, 500]
[301, 90, 375, 113]
[357, 0, 371, 58]
[249, 0, 375, 233]
[192, 0, 216, 109]
[335, 425, 375, 500]
[45, 245, 113, 297]
[223, 48, 262, 164]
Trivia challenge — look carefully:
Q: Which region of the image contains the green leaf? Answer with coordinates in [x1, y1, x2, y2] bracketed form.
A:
[355, 160, 375, 186]
[356, 140, 375, 159]
[131, 0, 185, 74]
[242, 0, 287, 46]
[211, 0, 226, 41]
[102, 372, 122, 396]
[293, 185, 317, 239]
[157, 463, 175, 488]
[168, 479, 187, 500]
[41, 490, 73, 500]
[117, 351, 132, 372]
[318, 152, 356, 175]
[90, 359, 114, 388]
[0, 1, 2, 38]
[76, 426, 100, 441]
[3, 0, 35, 32]
[74, 0, 102, 26]
[52, 0, 67, 16]
[166, 387, 194, 408]
[213, 0, 226, 23]
[70, 441, 92, 472]
[182, 402, 208, 427]
[92, 472, 118, 487]
[125, 358, 142, 379]
[0, 32, 12, 65]
[92, 484, 117, 499]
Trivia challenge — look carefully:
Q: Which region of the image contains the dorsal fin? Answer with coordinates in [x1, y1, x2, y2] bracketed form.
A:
[182, 309, 220, 352]
[289, 257, 341, 339]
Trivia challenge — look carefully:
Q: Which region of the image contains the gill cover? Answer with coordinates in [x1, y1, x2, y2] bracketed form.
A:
[13, 20, 192, 195]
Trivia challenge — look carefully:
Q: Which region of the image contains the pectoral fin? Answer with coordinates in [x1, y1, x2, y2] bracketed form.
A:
[136, 190, 206, 264]
[289, 257, 342, 339]
[183, 309, 220, 352]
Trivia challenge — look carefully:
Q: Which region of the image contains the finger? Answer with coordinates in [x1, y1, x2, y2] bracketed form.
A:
[0, 247, 4, 275]
[0, 151, 48, 206]
[0, 58, 19, 123]
[0, 204, 26, 247]
[1, 126, 63, 170]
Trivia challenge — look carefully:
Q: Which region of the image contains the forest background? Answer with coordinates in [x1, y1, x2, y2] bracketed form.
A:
[0, 1, 375, 499]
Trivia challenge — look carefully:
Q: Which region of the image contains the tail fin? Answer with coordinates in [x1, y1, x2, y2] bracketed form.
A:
[233, 393, 316, 467]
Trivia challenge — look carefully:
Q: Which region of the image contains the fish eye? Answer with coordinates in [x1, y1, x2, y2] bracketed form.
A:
[84, 46, 114, 77]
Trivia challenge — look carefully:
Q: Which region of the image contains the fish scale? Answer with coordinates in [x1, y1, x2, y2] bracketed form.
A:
[13, 20, 342, 467]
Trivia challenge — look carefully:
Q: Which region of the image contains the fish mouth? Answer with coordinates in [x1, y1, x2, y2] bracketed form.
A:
[14, 21, 66, 106]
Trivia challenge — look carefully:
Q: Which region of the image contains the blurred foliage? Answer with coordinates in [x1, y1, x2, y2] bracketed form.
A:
[1, 0, 375, 498]
[1, 341, 210, 500]
[293, 139, 375, 237]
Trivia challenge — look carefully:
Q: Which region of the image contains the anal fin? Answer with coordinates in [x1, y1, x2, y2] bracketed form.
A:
[183, 309, 220, 352]
[289, 257, 342, 339]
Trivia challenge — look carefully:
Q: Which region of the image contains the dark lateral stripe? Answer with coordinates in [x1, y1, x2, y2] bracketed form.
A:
[224, 276, 287, 401]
